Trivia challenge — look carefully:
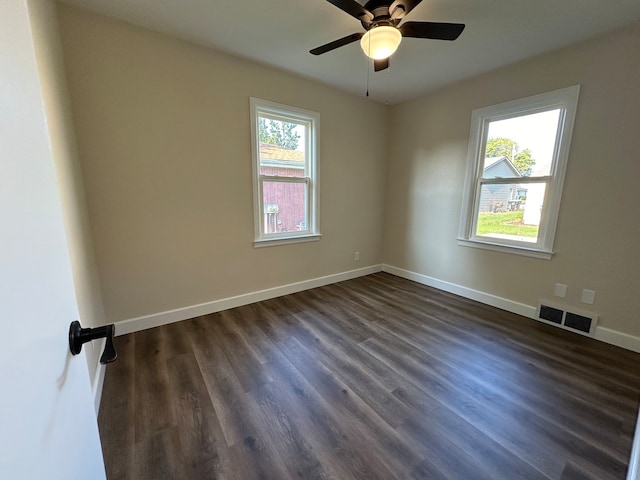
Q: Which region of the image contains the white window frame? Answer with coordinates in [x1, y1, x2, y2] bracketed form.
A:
[250, 97, 320, 247]
[458, 85, 580, 260]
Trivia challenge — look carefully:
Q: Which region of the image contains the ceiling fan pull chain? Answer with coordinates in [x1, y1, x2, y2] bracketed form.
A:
[365, 65, 370, 97]
[366, 32, 372, 97]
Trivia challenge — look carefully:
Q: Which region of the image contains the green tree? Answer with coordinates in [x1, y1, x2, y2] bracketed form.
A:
[259, 118, 300, 150]
[485, 137, 535, 176]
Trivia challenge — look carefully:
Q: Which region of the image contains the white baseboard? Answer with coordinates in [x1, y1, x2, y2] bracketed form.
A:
[113, 262, 640, 354]
[382, 264, 640, 353]
[595, 327, 640, 354]
[114, 264, 383, 336]
[382, 264, 537, 318]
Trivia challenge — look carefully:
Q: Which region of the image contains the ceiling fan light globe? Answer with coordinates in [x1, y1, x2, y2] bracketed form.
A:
[360, 26, 402, 60]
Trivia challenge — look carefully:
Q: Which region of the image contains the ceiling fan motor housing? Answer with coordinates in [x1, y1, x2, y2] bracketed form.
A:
[360, 1, 403, 30]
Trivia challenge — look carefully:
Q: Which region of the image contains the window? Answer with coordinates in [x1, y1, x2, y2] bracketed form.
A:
[250, 98, 320, 246]
[458, 86, 580, 259]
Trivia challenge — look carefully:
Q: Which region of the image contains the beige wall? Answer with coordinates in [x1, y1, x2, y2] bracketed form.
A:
[384, 22, 640, 336]
[57, 4, 388, 323]
[56, 3, 640, 341]
[29, 0, 106, 386]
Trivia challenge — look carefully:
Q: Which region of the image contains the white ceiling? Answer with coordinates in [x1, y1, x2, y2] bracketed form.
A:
[58, 0, 640, 104]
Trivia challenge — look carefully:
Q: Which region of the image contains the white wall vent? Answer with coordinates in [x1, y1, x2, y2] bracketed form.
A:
[536, 301, 598, 337]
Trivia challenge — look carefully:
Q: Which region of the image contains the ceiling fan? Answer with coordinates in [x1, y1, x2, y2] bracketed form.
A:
[310, 0, 465, 72]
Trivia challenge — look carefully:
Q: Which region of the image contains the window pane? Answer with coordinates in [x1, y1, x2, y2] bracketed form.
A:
[259, 117, 306, 178]
[262, 181, 307, 234]
[483, 109, 561, 178]
[475, 182, 547, 243]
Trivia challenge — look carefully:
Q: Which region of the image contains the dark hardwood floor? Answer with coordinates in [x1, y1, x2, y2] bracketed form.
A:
[98, 273, 640, 479]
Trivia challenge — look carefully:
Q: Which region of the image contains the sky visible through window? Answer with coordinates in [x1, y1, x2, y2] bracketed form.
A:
[294, 124, 306, 152]
[486, 109, 560, 176]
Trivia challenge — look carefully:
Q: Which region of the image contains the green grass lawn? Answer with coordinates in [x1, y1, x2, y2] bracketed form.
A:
[476, 210, 538, 238]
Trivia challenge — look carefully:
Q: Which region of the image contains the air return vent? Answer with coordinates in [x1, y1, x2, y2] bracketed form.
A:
[536, 301, 598, 337]
[539, 305, 563, 324]
[564, 312, 593, 333]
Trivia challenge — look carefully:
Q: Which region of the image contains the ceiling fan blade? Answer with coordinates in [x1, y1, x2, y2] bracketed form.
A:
[400, 21, 465, 41]
[310, 32, 364, 55]
[325, 0, 374, 23]
[374, 58, 389, 72]
[390, 0, 424, 17]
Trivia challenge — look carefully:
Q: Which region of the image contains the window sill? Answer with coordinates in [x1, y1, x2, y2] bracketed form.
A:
[253, 234, 322, 248]
[457, 238, 553, 260]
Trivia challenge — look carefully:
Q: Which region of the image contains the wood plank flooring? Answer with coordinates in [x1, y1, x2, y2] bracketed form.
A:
[98, 273, 640, 479]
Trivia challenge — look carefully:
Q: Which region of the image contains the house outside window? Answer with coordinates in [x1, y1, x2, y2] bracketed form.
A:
[458, 86, 580, 259]
[250, 98, 320, 246]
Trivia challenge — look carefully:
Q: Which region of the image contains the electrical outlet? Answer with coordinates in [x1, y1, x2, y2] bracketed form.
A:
[354, 251, 360, 261]
[554, 283, 567, 298]
[581, 289, 596, 304]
